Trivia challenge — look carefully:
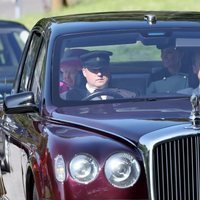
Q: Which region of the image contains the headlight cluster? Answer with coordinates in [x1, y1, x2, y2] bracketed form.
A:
[54, 152, 140, 188]
[104, 152, 140, 188]
[69, 154, 99, 184]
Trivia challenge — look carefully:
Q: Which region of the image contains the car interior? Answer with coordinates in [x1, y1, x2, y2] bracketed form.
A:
[56, 29, 200, 102]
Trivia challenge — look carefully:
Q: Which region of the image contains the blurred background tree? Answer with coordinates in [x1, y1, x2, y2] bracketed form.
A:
[51, 0, 80, 11]
[51, 0, 62, 10]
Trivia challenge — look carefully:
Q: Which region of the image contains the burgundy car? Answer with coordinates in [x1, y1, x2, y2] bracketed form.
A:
[1, 11, 200, 200]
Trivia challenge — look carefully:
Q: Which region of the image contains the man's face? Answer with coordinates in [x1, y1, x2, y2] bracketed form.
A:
[161, 47, 182, 73]
[82, 67, 110, 89]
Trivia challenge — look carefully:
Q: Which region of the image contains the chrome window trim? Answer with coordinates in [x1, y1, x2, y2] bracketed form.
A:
[138, 123, 199, 200]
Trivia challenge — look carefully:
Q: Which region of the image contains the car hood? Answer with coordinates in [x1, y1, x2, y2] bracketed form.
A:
[51, 98, 192, 143]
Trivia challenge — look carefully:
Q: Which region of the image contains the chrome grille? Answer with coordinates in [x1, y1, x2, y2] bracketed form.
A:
[153, 135, 200, 200]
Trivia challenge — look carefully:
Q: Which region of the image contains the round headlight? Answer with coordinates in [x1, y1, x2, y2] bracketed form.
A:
[104, 152, 140, 188]
[69, 154, 99, 184]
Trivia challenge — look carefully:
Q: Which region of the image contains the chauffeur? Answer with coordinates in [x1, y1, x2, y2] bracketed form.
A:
[66, 50, 113, 100]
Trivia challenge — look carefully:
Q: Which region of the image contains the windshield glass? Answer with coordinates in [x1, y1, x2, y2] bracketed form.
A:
[53, 29, 200, 105]
[0, 27, 29, 99]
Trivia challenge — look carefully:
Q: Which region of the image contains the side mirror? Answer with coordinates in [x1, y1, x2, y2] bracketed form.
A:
[3, 91, 38, 114]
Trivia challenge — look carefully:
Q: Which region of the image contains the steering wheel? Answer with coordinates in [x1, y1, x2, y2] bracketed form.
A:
[82, 88, 136, 101]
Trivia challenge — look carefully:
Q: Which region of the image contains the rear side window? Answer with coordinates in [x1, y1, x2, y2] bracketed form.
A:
[19, 32, 42, 92]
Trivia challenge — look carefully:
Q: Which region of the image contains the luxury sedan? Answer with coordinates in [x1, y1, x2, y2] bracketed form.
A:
[1, 11, 200, 200]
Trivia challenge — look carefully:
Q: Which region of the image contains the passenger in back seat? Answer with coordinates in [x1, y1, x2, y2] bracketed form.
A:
[177, 49, 200, 95]
[59, 58, 82, 94]
[59, 48, 89, 99]
[146, 45, 189, 94]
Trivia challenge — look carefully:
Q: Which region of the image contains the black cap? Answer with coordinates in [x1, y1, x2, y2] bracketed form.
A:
[80, 50, 113, 69]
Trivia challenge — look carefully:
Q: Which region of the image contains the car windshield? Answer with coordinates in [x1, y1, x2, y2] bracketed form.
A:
[0, 26, 29, 99]
[53, 29, 200, 105]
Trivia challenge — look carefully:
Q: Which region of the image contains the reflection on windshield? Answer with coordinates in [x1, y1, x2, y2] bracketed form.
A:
[19, 30, 29, 43]
[54, 30, 200, 103]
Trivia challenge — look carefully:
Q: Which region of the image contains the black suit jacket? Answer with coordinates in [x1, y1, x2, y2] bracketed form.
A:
[66, 87, 89, 100]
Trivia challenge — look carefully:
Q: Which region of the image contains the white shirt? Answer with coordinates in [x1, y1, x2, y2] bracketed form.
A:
[86, 83, 107, 100]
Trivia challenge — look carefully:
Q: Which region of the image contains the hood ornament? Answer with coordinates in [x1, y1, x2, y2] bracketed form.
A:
[190, 93, 200, 128]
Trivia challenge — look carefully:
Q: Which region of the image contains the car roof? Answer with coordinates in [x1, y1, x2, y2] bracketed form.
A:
[32, 11, 200, 37]
[0, 20, 28, 30]
[43, 11, 200, 23]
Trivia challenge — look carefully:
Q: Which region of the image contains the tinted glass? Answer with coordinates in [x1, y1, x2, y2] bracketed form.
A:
[19, 32, 41, 92]
[0, 26, 29, 98]
[52, 29, 200, 106]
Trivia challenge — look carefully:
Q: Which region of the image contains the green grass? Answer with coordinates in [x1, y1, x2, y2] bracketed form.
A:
[16, 0, 200, 29]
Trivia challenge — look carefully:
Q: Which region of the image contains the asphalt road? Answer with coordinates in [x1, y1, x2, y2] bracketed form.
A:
[2, 144, 25, 200]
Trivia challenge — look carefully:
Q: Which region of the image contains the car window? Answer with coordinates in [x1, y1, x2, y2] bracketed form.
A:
[31, 41, 46, 104]
[0, 30, 28, 66]
[52, 29, 200, 106]
[19, 32, 42, 92]
[0, 27, 29, 98]
[13, 30, 29, 50]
